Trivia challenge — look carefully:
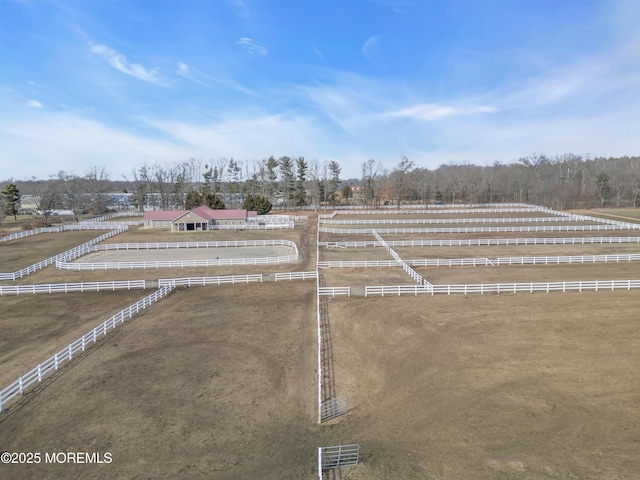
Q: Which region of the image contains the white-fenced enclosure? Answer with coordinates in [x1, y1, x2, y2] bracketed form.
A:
[55, 239, 300, 270]
[0, 283, 175, 412]
[0, 229, 127, 280]
[319, 236, 640, 249]
[318, 205, 640, 299]
[319, 224, 640, 235]
[361, 279, 640, 296]
[0, 280, 149, 295]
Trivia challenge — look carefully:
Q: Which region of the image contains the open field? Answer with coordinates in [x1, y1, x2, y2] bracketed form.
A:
[327, 293, 640, 479]
[2, 207, 640, 478]
[0, 290, 147, 386]
[0, 283, 321, 480]
[0, 231, 107, 273]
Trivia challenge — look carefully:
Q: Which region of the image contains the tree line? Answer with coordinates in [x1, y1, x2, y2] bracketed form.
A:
[2, 153, 639, 226]
[372, 154, 640, 210]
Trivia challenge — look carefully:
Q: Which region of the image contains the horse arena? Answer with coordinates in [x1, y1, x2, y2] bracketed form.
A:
[1, 205, 639, 479]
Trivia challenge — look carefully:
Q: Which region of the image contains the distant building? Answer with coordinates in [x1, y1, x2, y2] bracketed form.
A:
[143, 205, 257, 232]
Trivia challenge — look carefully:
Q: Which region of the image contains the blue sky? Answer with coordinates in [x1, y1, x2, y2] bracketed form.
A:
[1, 0, 639, 181]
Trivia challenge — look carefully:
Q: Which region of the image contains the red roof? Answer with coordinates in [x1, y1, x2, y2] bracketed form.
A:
[190, 206, 252, 220]
[144, 210, 187, 221]
[145, 206, 258, 222]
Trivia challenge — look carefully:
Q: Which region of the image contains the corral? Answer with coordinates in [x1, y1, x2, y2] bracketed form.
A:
[1, 205, 639, 479]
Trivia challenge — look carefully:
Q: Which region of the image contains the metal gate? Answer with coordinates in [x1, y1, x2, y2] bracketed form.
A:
[320, 395, 348, 422]
[318, 444, 359, 476]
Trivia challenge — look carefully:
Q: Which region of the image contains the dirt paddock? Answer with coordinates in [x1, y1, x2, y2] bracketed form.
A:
[76, 245, 296, 263]
[326, 292, 640, 479]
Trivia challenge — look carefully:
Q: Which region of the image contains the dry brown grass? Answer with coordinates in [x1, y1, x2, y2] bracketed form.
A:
[0, 231, 108, 273]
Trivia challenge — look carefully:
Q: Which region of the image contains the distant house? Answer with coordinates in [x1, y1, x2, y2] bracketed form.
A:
[143, 206, 258, 232]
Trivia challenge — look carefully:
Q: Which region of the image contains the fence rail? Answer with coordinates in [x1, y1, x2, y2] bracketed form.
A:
[319, 224, 640, 235]
[332, 202, 535, 210]
[318, 260, 398, 268]
[0, 280, 148, 295]
[274, 271, 318, 281]
[384, 236, 640, 247]
[0, 229, 126, 280]
[361, 279, 640, 297]
[0, 283, 176, 412]
[322, 216, 580, 225]
[207, 223, 294, 230]
[88, 239, 298, 250]
[0, 224, 128, 243]
[158, 275, 263, 287]
[318, 286, 351, 297]
[405, 253, 640, 267]
[372, 230, 432, 290]
[319, 236, 640, 249]
[329, 207, 546, 215]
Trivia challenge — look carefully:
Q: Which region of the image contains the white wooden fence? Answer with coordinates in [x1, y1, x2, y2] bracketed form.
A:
[0, 283, 176, 412]
[208, 223, 294, 230]
[318, 253, 640, 269]
[84, 239, 298, 251]
[159, 275, 263, 287]
[318, 286, 351, 297]
[319, 236, 640, 249]
[362, 279, 640, 296]
[405, 253, 640, 267]
[385, 236, 640, 247]
[318, 260, 398, 268]
[319, 224, 640, 235]
[329, 207, 547, 215]
[332, 202, 535, 210]
[0, 280, 148, 295]
[57, 254, 300, 270]
[321, 216, 579, 225]
[372, 230, 432, 290]
[82, 211, 143, 223]
[274, 271, 318, 281]
[0, 224, 128, 243]
[0, 229, 126, 280]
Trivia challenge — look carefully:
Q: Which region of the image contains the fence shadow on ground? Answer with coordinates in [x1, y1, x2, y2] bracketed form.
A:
[318, 274, 337, 406]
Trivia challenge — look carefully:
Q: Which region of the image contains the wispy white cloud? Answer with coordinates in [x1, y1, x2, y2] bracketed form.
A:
[89, 43, 164, 85]
[362, 35, 381, 67]
[27, 99, 43, 108]
[386, 103, 497, 121]
[176, 61, 254, 95]
[149, 112, 323, 158]
[176, 61, 210, 88]
[237, 37, 268, 55]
